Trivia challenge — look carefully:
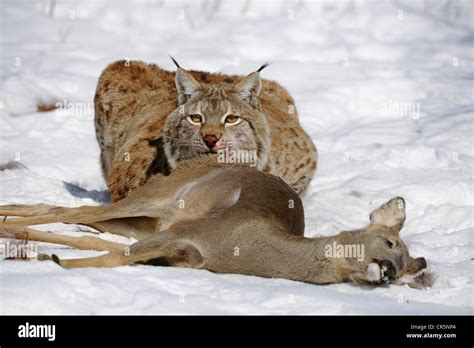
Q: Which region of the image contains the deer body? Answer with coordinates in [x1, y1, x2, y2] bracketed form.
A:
[0, 155, 429, 287]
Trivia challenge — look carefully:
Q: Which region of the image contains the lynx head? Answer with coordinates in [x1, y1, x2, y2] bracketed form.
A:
[162, 62, 270, 170]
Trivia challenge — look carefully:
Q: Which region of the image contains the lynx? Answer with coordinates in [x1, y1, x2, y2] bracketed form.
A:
[94, 59, 317, 201]
[0, 155, 431, 288]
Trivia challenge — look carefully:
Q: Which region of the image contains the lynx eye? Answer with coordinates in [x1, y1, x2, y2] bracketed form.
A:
[385, 240, 394, 248]
[187, 114, 203, 125]
[224, 115, 241, 125]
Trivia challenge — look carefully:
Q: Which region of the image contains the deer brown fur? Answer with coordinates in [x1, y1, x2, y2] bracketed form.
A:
[0, 156, 430, 288]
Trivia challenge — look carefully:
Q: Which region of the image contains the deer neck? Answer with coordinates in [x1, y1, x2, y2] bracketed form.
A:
[276, 235, 354, 284]
[229, 232, 360, 285]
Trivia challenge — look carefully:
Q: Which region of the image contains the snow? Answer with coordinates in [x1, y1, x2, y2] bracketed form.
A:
[0, 0, 473, 314]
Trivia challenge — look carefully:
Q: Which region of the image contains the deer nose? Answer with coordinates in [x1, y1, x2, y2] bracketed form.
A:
[385, 264, 396, 280]
[203, 134, 219, 149]
[417, 257, 427, 269]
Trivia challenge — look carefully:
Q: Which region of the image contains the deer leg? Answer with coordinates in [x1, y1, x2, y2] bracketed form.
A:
[0, 203, 61, 217]
[46, 252, 127, 268]
[0, 203, 158, 240]
[0, 191, 173, 227]
[0, 203, 159, 240]
[0, 225, 129, 253]
[0, 199, 160, 228]
[49, 229, 204, 270]
[49, 241, 169, 269]
[79, 216, 158, 240]
[1, 204, 125, 227]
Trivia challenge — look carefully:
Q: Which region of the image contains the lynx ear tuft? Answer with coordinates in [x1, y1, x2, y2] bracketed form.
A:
[170, 55, 201, 104]
[257, 62, 270, 72]
[369, 197, 406, 231]
[169, 55, 181, 69]
[175, 68, 201, 105]
[234, 63, 269, 103]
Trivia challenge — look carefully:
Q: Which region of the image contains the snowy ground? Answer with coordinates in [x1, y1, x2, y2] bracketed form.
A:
[0, 0, 473, 314]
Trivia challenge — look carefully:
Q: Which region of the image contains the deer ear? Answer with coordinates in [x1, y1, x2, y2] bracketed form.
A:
[234, 72, 262, 103]
[369, 197, 406, 232]
[175, 68, 201, 104]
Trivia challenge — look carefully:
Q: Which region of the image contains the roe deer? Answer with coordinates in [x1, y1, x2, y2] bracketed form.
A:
[0, 156, 431, 288]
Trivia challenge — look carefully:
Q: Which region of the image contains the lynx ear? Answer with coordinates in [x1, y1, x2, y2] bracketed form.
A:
[369, 197, 406, 232]
[175, 68, 201, 104]
[234, 71, 262, 103]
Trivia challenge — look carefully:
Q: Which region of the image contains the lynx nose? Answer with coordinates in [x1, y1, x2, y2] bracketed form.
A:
[203, 134, 219, 149]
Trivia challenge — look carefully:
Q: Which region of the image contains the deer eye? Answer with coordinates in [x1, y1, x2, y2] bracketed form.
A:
[386, 240, 394, 248]
[224, 115, 241, 125]
[187, 114, 203, 125]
